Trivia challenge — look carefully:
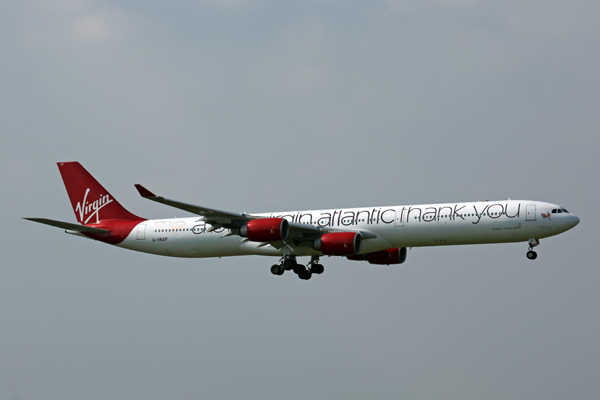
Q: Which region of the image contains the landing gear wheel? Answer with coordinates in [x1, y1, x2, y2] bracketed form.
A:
[297, 265, 312, 280]
[270, 264, 284, 275]
[283, 257, 297, 271]
[311, 264, 324, 274]
[526, 250, 537, 260]
[308, 256, 323, 275]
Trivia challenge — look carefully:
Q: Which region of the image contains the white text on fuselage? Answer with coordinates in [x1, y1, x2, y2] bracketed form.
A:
[190, 202, 522, 234]
[269, 202, 521, 226]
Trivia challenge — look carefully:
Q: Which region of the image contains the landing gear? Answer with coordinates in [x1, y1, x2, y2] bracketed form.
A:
[270, 255, 297, 277]
[311, 264, 324, 274]
[526, 238, 540, 260]
[270, 264, 284, 275]
[309, 256, 324, 275]
[282, 256, 297, 271]
[296, 265, 312, 280]
[269, 255, 323, 280]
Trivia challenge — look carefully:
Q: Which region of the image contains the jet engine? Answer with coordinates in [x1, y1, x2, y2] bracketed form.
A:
[347, 247, 407, 265]
[314, 232, 362, 255]
[239, 218, 289, 242]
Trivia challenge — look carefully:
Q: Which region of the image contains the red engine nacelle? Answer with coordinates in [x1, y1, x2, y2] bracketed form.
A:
[314, 232, 362, 255]
[240, 218, 289, 242]
[348, 247, 407, 265]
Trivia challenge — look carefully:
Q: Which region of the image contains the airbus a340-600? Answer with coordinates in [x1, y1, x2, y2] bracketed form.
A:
[25, 162, 580, 280]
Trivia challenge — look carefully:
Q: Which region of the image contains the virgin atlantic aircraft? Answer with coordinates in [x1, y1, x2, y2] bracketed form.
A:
[25, 162, 580, 280]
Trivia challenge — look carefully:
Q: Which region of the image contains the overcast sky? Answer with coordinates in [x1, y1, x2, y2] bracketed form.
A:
[1, 0, 599, 399]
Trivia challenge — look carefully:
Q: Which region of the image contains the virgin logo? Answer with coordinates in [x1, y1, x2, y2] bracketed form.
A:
[75, 188, 113, 224]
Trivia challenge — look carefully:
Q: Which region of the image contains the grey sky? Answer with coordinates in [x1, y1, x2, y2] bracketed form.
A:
[1, 0, 599, 399]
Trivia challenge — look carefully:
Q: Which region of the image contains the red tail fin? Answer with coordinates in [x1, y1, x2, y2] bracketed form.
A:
[58, 162, 143, 224]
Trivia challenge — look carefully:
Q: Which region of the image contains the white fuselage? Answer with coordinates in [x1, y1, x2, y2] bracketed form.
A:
[82, 200, 578, 259]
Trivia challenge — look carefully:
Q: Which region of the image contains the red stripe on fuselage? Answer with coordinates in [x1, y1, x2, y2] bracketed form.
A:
[83, 219, 144, 245]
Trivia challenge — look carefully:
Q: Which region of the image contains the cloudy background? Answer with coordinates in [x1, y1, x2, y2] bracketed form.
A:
[1, 0, 599, 398]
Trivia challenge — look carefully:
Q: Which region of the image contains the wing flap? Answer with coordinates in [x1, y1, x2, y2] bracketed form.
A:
[286, 222, 378, 241]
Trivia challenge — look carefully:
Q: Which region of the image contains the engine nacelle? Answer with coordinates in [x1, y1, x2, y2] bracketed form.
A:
[368, 247, 407, 265]
[240, 218, 289, 242]
[346, 254, 367, 261]
[347, 247, 407, 265]
[314, 232, 361, 255]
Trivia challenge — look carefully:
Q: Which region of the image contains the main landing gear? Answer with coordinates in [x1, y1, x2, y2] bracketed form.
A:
[270, 255, 325, 280]
[526, 238, 539, 260]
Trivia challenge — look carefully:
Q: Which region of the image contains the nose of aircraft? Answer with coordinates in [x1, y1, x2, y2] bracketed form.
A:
[568, 214, 580, 229]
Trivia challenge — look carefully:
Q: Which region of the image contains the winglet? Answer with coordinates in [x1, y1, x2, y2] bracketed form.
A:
[135, 184, 156, 198]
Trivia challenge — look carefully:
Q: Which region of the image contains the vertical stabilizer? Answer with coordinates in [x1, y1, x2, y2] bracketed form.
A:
[57, 162, 143, 224]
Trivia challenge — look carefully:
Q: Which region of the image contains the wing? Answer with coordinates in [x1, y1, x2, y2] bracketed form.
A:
[135, 184, 251, 230]
[134, 184, 378, 242]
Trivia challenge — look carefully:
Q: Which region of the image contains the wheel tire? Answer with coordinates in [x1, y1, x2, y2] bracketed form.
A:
[283, 258, 296, 271]
[296, 265, 308, 279]
[298, 272, 312, 280]
[311, 264, 324, 274]
[526, 250, 537, 260]
[271, 264, 282, 275]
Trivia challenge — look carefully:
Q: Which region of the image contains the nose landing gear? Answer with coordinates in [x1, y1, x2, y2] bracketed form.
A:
[526, 238, 539, 260]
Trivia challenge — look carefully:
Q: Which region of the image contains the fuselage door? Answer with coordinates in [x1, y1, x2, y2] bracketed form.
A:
[526, 205, 536, 221]
[137, 223, 147, 240]
[395, 209, 405, 227]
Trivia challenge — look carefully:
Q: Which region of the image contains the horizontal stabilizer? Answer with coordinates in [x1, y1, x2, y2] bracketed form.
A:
[24, 218, 110, 233]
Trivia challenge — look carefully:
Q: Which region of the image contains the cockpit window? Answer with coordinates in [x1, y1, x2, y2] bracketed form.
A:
[552, 209, 557, 213]
[561, 208, 569, 213]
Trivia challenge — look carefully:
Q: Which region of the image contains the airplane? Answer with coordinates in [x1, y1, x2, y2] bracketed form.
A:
[25, 162, 580, 280]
